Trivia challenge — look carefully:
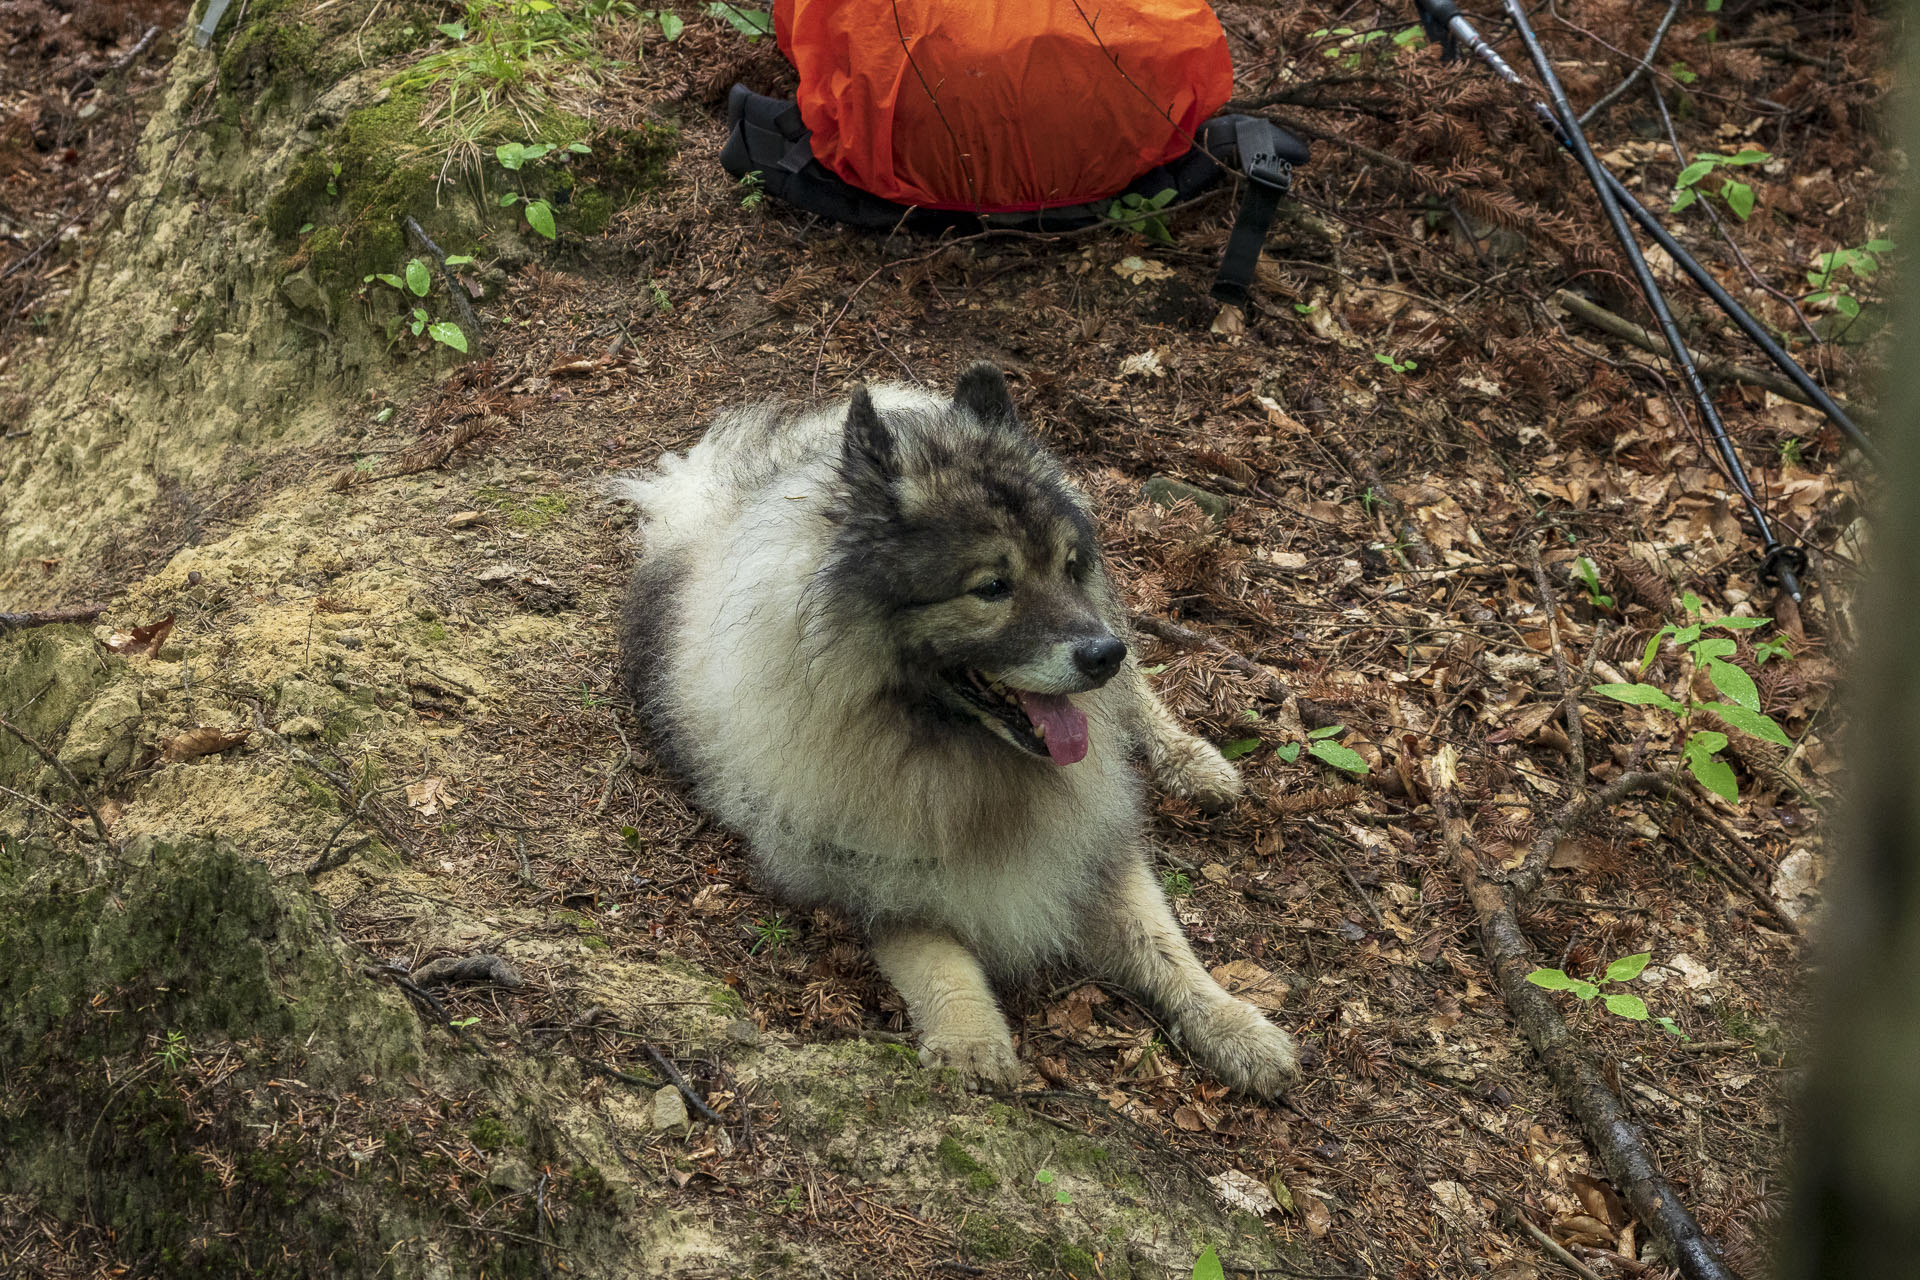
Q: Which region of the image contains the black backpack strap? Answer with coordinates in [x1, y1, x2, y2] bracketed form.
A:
[720, 85, 916, 230]
[1208, 116, 1310, 308]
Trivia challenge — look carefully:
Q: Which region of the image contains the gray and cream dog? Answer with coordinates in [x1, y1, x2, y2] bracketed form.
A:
[614, 366, 1298, 1093]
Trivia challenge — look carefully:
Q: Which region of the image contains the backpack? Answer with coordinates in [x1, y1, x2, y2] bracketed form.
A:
[719, 0, 1308, 307]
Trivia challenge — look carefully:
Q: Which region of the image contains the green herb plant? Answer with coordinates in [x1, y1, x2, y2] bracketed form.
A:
[1802, 238, 1894, 323]
[1307, 24, 1424, 68]
[1670, 148, 1771, 220]
[1573, 556, 1613, 609]
[737, 168, 766, 210]
[1033, 1169, 1071, 1206]
[363, 256, 473, 353]
[1592, 591, 1791, 803]
[708, 2, 773, 39]
[496, 139, 591, 239]
[1374, 351, 1417, 374]
[749, 914, 795, 956]
[639, 9, 685, 39]
[1526, 951, 1687, 1038]
[1104, 188, 1178, 245]
[1274, 725, 1370, 776]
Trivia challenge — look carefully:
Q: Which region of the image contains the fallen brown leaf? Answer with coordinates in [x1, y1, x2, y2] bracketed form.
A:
[161, 726, 250, 761]
[406, 776, 457, 816]
[105, 614, 174, 656]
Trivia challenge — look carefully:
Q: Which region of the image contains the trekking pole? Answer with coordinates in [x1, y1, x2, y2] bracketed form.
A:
[1413, 0, 1877, 468]
[1413, 0, 1812, 601]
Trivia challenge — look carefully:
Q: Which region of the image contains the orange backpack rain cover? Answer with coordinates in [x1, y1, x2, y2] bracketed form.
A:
[774, 0, 1233, 213]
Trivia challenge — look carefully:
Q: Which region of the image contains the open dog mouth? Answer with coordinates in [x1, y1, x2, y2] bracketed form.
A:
[948, 669, 1090, 765]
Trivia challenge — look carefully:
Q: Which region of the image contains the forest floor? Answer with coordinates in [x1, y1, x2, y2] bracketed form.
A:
[0, 1, 1894, 1277]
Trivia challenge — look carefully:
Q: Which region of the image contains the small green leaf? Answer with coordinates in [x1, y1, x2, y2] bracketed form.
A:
[1034, 1169, 1055, 1185]
[1193, 1245, 1227, 1280]
[1670, 188, 1699, 214]
[1675, 160, 1715, 189]
[1672, 623, 1702, 645]
[1668, 61, 1697, 84]
[405, 258, 432, 296]
[1707, 614, 1771, 629]
[1687, 751, 1738, 804]
[525, 200, 557, 240]
[1722, 150, 1773, 166]
[568, 141, 593, 153]
[1275, 742, 1301, 764]
[499, 192, 521, 206]
[1591, 683, 1682, 713]
[1055, 1189, 1072, 1205]
[428, 322, 468, 353]
[1307, 741, 1369, 775]
[659, 13, 685, 39]
[374, 273, 405, 290]
[1219, 738, 1262, 761]
[1865, 238, 1896, 254]
[437, 21, 469, 39]
[1835, 295, 1861, 319]
[1603, 993, 1650, 1020]
[410, 317, 426, 336]
[1642, 625, 1676, 669]
[1138, 663, 1167, 675]
[1604, 952, 1652, 983]
[496, 142, 525, 170]
[1685, 730, 1730, 760]
[1723, 180, 1755, 220]
[1308, 724, 1346, 740]
[1656, 1016, 1689, 1039]
[443, 254, 476, 266]
[298, 222, 315, 234]
[1705, 658, 1760, 711]
[1691, 637, 1736, 661]
[1702, 702, 1792, 746]
[707, 2, 774, 37]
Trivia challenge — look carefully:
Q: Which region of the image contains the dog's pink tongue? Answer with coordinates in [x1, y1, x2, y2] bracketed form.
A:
[1017, 692, 1089, 765]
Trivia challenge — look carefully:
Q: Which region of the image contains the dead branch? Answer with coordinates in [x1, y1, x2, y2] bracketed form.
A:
[1552, 289, 1819, 407]
[1430, 748, 1741, 1280]
[1577, 0, 1683, 126]
[0, 709, 111, 844]
[1527, 542, 1587, 782]
[1129, 615, 1294, 704]
[403, 216, 485, 351]
[1514, 769, 1682, 902]
[0, 603, 107, 632]
[642, 1043, 726, 1127]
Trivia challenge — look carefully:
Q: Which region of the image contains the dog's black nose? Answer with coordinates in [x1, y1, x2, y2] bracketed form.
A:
[1073, 636, 1126, 682]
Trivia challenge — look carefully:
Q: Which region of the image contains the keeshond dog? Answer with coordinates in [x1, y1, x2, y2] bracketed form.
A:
[613, 365, 1298, 1094]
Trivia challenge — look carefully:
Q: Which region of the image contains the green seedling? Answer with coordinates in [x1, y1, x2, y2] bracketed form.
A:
[1526, 952, 1688, 1038]
[1670, 148, 1771, 220]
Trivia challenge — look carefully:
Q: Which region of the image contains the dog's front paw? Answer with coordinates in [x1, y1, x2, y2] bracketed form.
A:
[919, 1032, 1022, 1091]
[1155, 735, 1245, 813]
[1180, 998, 1300, 1097]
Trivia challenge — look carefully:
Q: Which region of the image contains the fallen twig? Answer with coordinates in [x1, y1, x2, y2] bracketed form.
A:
[1553, 289, 1819, 407]
[366, 964, 492, 1056]
[0, 709, 111, 844]
[1514, 769, 1683, 902]
[1577, 0, 1683, 126]
[403, 215, 485, 352]
[1527, 541, 1587, 783]
[643, 1043, 725, 1127]
[1503, 1202, 1608, 1280]
[0, 603, 107, 632]
[1429, 748, 1742, 1280]
[1129, 615, 1295, 703]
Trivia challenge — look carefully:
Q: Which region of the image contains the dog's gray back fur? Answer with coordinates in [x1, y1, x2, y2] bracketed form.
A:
[614, 379, 1149, 975]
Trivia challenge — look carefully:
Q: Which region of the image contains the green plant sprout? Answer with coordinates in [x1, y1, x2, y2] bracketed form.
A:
[1162, 871, 1195, 898]
[1803, 238, 1894, 321]
[1526, 952, 1688, 1038]
[495, 139, 587, 239]
[1104, 188, 1178, 245]
[737, 169, 766, 210]
[1592, 591, 1791, 803]
[1192, 1245, 1226, 1280]
[1670, 148, 1771, 220]
[640, 9, 685, 39]
[749, 914, 794, 956]
[1573, 556, 1613, 609]
[364, 257, 471, 353]
[155, 1029, 189, 1073]
[1374, 351, 1417, 374]
[1034, 1169, 1071, 1205]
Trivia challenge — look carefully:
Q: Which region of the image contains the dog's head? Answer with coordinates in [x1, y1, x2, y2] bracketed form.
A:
[820, 365, 1125, 765]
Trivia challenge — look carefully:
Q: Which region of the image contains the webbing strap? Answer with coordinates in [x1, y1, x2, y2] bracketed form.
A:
[1210, 118, 1309, 308]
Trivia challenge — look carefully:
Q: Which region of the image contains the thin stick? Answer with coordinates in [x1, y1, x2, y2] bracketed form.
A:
[593, 708, 633, 817]
[1506, 1204, 1608, 1280]
[1527, 542, 1586, 783]
[643, 1043, 725, 1127]
[1553, 290, 1818, 406]
[0, 603, 107, 632]
[0, 782, 105, 842]
[1576, 0, 1683, 126]
[0, 710, 111, 843]
[1514, 769, 1683, 902]
[403, 215, 485, 351]
[1129, 615, 1294, 703]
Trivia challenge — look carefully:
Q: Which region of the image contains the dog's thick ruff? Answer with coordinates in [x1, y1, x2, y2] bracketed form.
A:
[614, 367, 1296, 1092]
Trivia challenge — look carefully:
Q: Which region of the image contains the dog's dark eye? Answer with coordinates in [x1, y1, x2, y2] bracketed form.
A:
[970, 578, 1012, 601]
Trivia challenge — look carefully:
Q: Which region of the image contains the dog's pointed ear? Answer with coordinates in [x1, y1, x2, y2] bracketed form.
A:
[840, 385, 898, 499]
[953, 363, 1021, 431]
